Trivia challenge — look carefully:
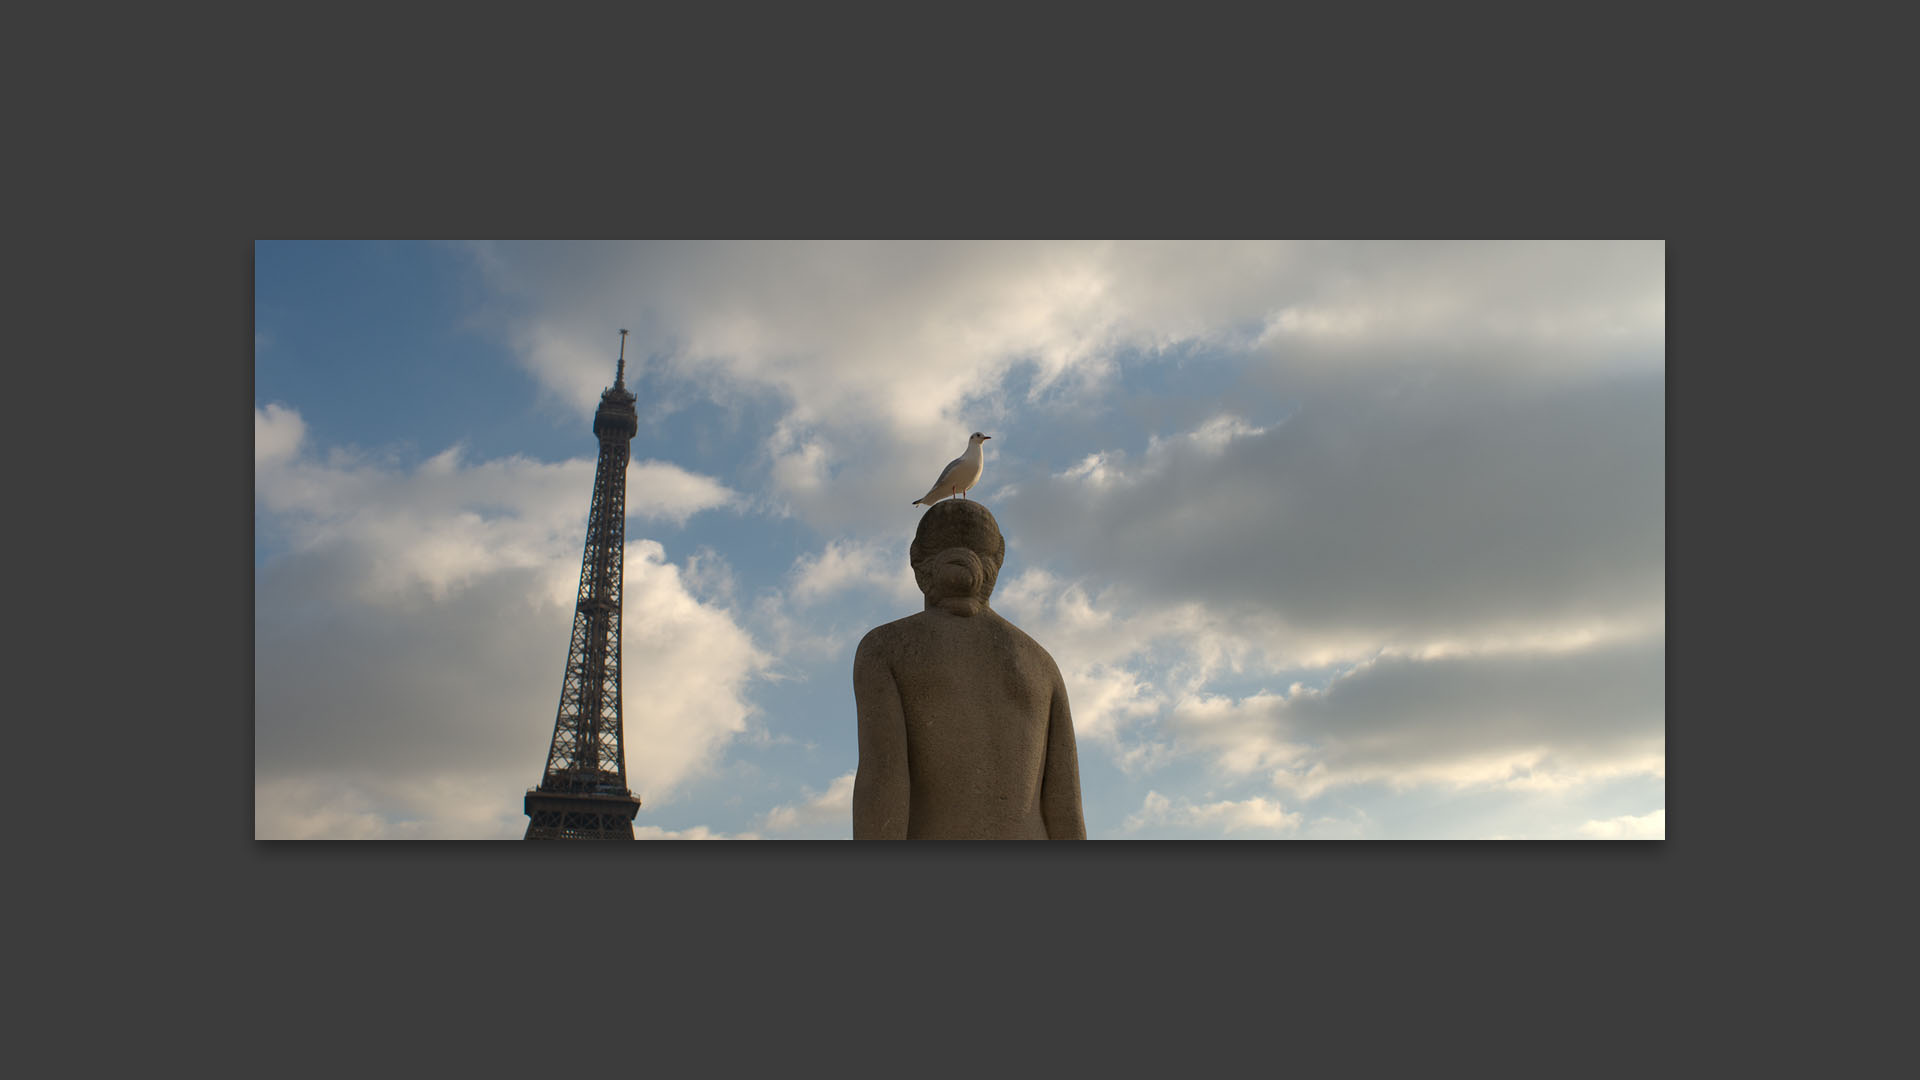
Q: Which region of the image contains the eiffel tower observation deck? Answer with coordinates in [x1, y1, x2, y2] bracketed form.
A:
[524, 331, 644, 839]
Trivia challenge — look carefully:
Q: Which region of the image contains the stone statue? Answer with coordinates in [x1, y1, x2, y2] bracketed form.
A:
[852, 500, 1086, 839]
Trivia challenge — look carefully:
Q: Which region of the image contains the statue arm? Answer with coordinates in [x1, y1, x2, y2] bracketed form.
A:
[1041, 670, 1087, 839]
[852, 634, 910, 839]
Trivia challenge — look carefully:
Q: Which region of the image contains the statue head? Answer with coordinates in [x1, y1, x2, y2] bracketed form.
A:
[910, 500, 1005, 611]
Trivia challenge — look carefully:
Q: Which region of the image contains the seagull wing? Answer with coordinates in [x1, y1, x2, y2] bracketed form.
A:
[913, 455, 969, 504]
[930, 455, 966, 488]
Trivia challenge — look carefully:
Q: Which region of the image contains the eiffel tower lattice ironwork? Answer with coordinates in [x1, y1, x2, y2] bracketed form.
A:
[525, 331, 645, 839]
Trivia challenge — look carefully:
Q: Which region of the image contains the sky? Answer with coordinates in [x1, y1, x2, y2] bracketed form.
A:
[253, 240, 1665, 840]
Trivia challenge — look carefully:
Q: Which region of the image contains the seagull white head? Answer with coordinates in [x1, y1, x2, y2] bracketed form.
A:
[971, 432, 991, 444]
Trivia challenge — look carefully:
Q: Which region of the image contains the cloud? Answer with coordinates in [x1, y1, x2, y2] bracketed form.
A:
[1003, 372, 1665, 646]
[679, 546, 739, 607]
[255, 772, 529, 840]
[1578, 808, 1666, 840]
[615, 543, 772, 799]
[255, 401, 305, 467]
[746, 592, 856, 669]
[993, 567, 1375, 749]
[1250, 240, 1664, 369]
[254, 405, 737, 603]
[634, 825, 764, 841]
[1122, 790, 1304, 836]
[995, 559, 1663, 804]
[1046, 412, 1269, 499]
[627, 460, 738, 524]
[457, 242, 1661, 537]
[763, 771, 856, 833]
[750, 538, 926, 676]
[1055, 451, 1124, 490]
[787, 537, 920, 608]
[992, 287, 1665, 817]
[1172, 637, 1666, 801]
[989, 569, 1169, 743]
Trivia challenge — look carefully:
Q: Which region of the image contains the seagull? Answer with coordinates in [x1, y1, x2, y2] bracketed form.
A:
[912, 432, 991, 506]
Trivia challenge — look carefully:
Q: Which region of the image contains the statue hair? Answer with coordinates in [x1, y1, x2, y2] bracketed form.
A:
[910, 500, 1005, 599]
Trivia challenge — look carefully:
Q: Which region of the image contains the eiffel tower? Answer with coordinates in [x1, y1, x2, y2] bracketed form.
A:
[524, 331, 644, 839]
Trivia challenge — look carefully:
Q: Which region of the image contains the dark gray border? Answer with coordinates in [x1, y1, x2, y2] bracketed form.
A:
[95, 18, 1781, 1062]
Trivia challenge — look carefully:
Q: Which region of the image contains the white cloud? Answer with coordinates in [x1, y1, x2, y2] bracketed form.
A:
[255, 772, 528, 840]
[458, 242, 1661, 537]
[1062, 662, 1165, 747]
[615, 542, 771, 800]
[1578, 808, 1666, 840]
[1055, 451, 1124, 489]
[1167, 692, 1311, 776]
[990, 570, 1168, 743]
[255, 401, 305, 467]
[1003, 372, 1665, 644]
[627, 460, 738, 524]
[679, 546, 738, 607]
[1250, 240, 1664, 371]
[994, 561, 1664, 804]
[634, 825, 764, 841]
[788, 538, 920, 608]
[766, 420, 835, 504]
[1122, 790, 1304, 836]
[253, 404, 736, 605]
[1147, 413, 1269, 458]
[1046, 414, 1268, 496]
[763, 771, 856, 833]
[1233, 640, 1666, 801]
[747, 592, 856, 669]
